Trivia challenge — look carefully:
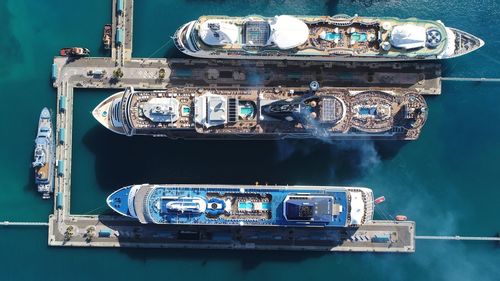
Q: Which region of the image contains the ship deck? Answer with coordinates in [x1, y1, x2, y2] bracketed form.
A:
[194, 15, 447, 58]
[139, 186, 350, 227]
[111, 87, 427, 140]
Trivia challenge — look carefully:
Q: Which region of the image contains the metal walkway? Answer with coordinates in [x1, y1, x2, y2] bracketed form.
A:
[416, 235, 500, 241]
[441, 77, 500, 82]
[1, 221, 49, 226]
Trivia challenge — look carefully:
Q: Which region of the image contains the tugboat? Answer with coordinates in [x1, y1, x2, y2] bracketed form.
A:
[59, 47, 90, 57]
[32, 108, 55, 199]
[103, 24, 112, 49]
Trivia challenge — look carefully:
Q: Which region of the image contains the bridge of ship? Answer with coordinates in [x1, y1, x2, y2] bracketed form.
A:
[146, 187, 348, 227]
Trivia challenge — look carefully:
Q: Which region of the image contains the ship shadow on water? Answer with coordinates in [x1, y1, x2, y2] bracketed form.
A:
[118, 246, 327, 270]
[94, 215, 332, 269]
[271, 139, 407, 184]
[83, 126, 406, 190]
[84, 122, 406, 265]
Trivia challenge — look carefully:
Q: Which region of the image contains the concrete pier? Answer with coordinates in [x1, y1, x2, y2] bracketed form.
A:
[52, 57, 442, 94]
[45, 0, 429, 252]
[48, 216, 415, 252]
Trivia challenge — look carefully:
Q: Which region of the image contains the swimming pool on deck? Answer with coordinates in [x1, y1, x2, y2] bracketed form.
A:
[238, 201, 271, 211]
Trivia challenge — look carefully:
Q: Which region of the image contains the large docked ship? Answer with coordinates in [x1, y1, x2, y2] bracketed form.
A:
[173, 14, 484, 61]
[107, 184, 374, 227]
[93, 84, 428, 140]
[32, 108, 54, 199]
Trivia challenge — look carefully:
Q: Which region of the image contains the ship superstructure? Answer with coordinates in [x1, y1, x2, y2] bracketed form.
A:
[107, 184, 374, 227]
[93, 85, 428, 140]
[32, 108, 54, 199]
[173, 14, 484, 61]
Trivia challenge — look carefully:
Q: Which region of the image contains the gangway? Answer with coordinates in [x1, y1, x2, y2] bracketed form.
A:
[416, 235, 500, 241]
[441, 77, 500, 82]
[1, 221, 49, 226]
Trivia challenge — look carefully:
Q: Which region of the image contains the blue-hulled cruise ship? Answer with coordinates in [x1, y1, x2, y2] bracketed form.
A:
[107, 184, 374, 227]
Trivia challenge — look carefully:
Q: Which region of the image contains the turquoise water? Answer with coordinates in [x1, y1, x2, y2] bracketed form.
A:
[1, 0, 500, 280]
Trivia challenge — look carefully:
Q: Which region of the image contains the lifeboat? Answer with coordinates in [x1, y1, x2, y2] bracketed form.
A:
[59, 47, 90, 57]
[395, 215, 407, 221]
[374, 196, 385, 204]
[103, 24, 112, 49]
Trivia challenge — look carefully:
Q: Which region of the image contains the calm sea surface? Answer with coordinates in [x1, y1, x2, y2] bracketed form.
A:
[0, 0, 499, 280]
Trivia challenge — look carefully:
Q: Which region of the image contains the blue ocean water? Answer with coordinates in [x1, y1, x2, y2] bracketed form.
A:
[0, 0, 499, 280]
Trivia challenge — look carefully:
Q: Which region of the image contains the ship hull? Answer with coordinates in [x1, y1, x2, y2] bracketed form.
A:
[33, 108, 55, 199]
[173, 15, 484, 62]
[93, 87, 428, 140]
[107, 184, 374, 227]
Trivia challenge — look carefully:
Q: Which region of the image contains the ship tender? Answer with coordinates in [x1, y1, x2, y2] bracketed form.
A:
[93, 86, 428, 140]
[107, 184, 374, 227]
[173, 14, 484, 61]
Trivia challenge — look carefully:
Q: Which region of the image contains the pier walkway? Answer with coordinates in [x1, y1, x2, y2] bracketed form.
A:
[441, 77, 500, 83]
[416, 235, 500, 241]
[111, 0, 133, 65]
[48, 216, 415, 252]
[1, 221, 49, 226]
[52, 56, 442, 94]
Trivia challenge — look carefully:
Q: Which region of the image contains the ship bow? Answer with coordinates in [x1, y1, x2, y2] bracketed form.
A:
[447, 27, 484, 58]
[107, 186, 133, 217]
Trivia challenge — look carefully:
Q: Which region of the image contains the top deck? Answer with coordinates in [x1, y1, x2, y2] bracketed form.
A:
[191, 15, 448, 58]
[94, 86, 428, 140]
[108, 185, 374, 227]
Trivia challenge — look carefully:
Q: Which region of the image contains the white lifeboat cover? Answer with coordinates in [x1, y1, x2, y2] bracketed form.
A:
[349, 191, 365, 225]
[390, 25, 426, 49]
[199, 20, 239, 46]
[267, 15, 309, 49]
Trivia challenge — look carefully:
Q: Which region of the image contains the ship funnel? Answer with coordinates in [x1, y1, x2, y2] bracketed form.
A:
[309, 81, 320, 92]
